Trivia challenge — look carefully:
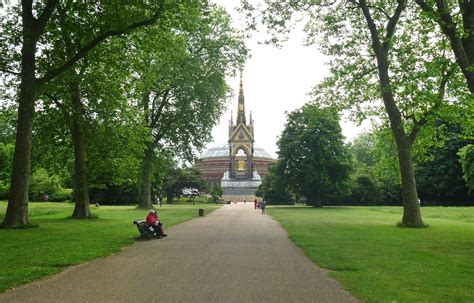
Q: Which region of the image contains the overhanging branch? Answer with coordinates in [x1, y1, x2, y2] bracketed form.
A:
[0, 68, 20, 76]
[37, 2, 165, 86]
[407, 66, 456, 144]
[382, 0, 406, 54]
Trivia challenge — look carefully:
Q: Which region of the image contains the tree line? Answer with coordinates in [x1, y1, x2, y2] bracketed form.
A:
[0, 0, 247, 227]
[257, 104, 473, 208]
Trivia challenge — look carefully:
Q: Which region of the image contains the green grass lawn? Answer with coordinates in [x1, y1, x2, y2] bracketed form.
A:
[268, 206, 474, 303]
[0, 201, 220, 292]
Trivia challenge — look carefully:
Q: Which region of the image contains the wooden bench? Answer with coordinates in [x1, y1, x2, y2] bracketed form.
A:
[133, 220, 155, 239]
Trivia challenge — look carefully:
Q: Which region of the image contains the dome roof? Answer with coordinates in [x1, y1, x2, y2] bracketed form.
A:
[202, 143, 274, 159]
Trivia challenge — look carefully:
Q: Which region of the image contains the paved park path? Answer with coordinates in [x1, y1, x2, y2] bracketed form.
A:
[0, 203, 357, 303]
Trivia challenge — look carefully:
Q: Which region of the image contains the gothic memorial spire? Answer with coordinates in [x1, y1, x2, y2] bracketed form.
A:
[236, 74, 246, 125]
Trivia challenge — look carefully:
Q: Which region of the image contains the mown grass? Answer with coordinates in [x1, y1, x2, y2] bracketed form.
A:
[0, 201, 220, 292]
[268, 206, 474, 303]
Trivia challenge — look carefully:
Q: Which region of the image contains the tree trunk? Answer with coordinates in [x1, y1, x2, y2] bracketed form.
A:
[377, 55, 424, 227]
[69, 81, 92, 219]
[358, 0, 424, 227]
[139, 143, 154, 209]
[167, 192, 174, 204]
[2, 14, 37, 227]
[459, 2, 474, 92]
[395, 137, 422, 226]
[359, 0, 423, 227]
[307, 196, 322, 208]
[442, 0, 474, 93]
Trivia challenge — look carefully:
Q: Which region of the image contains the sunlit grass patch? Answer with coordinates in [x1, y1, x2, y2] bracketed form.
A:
[268, 206, 474, 303]
[0, 201, 220, 292]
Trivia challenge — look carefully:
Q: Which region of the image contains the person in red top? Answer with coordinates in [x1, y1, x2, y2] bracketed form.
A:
[146, 209, 167, 239]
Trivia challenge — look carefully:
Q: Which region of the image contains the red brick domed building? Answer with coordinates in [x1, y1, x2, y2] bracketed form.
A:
[195, 143, 275, 190]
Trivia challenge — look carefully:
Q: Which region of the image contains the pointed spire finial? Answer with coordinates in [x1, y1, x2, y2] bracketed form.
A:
[237, 71, 246, 125]
[239, 72, 243, 95]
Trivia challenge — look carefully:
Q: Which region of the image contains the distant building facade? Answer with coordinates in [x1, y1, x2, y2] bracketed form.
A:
[195, 144, 274, 190]
[194, 76, 275, 191]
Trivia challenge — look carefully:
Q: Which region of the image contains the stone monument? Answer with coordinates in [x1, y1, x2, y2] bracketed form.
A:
[221, 75, 262, 200]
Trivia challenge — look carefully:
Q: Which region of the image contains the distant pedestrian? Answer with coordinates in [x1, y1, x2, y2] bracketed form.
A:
[261, 200, 266, 214]
[254, 199, 257, 209]
[244, 199, 246, 205]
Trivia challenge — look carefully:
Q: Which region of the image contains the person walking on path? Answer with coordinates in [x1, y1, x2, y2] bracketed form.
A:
[146, 209, 167, 239]
[261, 200, 266, 214]
[254, 198, 257, 209]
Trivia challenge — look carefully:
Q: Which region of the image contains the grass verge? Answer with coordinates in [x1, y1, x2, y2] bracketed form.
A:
[268, 206, 474, 303]
[0, 201, 220, 292]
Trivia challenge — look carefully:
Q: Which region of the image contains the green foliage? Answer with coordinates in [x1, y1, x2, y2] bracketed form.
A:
[345, 130, 402, 206]
[415, 122, 473, 204]
[277, 105, 352, 207]
[90, 185, 139, 206]
[242, 0, 471, 226]
[269, 206, 474, 302]
[49, 188, 73, 202]
[163, 167, 208, 203]
[29, 169, 61, 201]
[0, 202, 220, 292]
[349, 176, 381, 206]
[1, 0, 241, 224]
[306, 2, 469, 131]
[459, 144, 474, 193]
[350, 132, 378, 167]
[211, 184, 223, 202]
[256, 165, 295, 205]
[168, 196, 214, 204]
[28, 168, 72, 202]
[5, 2, 246, 210]
[0, 112, 16, 144]
[0, 143, 14, 199]
[125, 3, 247, 163]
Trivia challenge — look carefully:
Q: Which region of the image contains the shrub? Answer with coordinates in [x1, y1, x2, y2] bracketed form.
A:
[0, 180, 9, 199]
[49, 188, 73, 202]
[211, 184, 223, 202]
[29, 168, 62, 201]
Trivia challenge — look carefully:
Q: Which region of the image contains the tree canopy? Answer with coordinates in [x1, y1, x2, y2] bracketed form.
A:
[242, 0, 473, 226]
[0, 1, 247, 226]
[276, 105, 352, 207]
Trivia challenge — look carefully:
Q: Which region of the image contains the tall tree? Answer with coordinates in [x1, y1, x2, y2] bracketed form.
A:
[125, 4, 247, 209]
[242, 1, 470, 226]
[277, 105, 352, 207]
[0, 1, 172, 226]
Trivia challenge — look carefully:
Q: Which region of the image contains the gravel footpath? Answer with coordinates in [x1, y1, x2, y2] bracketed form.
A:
[0, 203, 357, 303]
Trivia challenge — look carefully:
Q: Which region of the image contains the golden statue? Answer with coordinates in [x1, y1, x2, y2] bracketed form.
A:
[237, 159, 246, 171]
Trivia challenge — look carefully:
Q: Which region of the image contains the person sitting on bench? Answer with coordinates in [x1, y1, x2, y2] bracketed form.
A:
[146, 209, 167, 239]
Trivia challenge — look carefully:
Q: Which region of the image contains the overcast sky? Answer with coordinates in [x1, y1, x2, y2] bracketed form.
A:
[205, 1, 369, 159]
